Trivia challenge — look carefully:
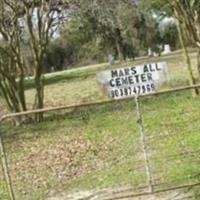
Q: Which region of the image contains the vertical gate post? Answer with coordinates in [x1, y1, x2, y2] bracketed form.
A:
[134, 95, 154, 193]
[0, 132, 15, 200]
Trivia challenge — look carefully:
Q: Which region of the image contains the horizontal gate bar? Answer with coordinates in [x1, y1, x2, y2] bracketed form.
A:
[1, 84, 200, 122]
[100, 182, 200, 200]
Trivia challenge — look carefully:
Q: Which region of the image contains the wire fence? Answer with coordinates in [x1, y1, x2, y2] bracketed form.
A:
[1, 85, 200, 200]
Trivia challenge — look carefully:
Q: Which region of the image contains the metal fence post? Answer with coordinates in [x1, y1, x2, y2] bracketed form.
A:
[134, 95, 154, 193]
[0, 132, 15, 200]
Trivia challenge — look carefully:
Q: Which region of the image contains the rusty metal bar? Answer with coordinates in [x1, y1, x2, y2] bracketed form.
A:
[1, 84, 200, 122]
[100, 182, 200, 200]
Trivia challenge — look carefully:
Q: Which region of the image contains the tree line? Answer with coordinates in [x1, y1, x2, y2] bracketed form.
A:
[44, 0, 179, 71]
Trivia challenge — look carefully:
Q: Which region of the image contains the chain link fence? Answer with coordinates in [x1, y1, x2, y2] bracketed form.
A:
[1, 86, 200, 200]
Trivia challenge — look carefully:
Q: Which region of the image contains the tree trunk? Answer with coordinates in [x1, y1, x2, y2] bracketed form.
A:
[34, 62, 44, 122]
[114, 28, 124, 61]
[131, 38, 136, 60]
[197, 48, 200, 80]
[0, 76, 26, 125]
[18, 77, 27, 112]
[34, 83, 44, 122]
[177, 21, 199, 97]
[0, 82, 13, 111]
[115, 38, 123, 61]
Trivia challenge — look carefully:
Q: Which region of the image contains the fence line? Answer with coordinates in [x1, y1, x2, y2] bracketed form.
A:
[1, 83, 200, 200]
[1, 84, 200, 122]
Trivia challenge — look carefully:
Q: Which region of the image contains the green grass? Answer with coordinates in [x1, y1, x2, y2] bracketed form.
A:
[22, 50, 198, 109]
[0, 179, 8, 200]
[1, 92, 200, 199]
[1, 50, 200, 199]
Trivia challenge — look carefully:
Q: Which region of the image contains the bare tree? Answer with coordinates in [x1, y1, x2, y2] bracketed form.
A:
[169, 0, 200, 95]
[23, 0, 67, 121]
[141, 0, 199, 96]
[0, 0, 68, 123]
[0, 0, 27, 122]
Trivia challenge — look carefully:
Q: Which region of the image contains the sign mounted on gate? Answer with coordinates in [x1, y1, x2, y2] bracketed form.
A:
[97, 62, 168, 99]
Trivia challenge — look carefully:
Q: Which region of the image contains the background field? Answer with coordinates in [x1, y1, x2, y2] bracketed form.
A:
[23, 50, 198, 108]
[1, 51, 200, 200]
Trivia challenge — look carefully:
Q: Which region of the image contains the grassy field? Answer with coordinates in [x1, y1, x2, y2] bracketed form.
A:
[22, 50, 198, 108]
[0, 50, 198, 111]
[1, 51, 200, 199]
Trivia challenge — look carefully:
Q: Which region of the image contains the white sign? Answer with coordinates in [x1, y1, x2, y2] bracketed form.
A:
[97, 62, 168, 99]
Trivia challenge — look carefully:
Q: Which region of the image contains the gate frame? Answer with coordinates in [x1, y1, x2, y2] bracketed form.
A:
[1, 84, 200, 200]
